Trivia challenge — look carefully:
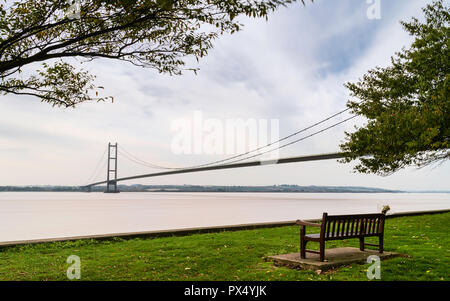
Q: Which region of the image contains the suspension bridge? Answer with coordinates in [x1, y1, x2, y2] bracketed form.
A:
[82, 108, 357, 193]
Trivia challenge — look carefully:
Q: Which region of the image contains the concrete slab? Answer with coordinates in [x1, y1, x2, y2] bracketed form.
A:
[267, 247, 404, 271]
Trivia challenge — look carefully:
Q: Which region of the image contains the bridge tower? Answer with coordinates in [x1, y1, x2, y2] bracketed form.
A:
[105, 142, 119, 193]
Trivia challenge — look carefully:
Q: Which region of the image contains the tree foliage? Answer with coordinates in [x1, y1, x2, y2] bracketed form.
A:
[340, 0, 449, 175]
[0, 0, 310, 107]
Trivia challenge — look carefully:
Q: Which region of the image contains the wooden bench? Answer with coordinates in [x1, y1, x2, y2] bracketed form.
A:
[296, 212, 386, 261]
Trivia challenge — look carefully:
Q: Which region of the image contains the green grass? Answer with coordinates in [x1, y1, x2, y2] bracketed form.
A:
[0, 213, 449, 281]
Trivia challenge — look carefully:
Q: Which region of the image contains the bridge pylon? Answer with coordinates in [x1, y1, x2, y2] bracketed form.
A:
[105, 142, 120, 193]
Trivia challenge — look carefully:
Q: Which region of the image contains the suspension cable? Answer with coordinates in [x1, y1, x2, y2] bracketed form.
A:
[85, 146, 108, 184]
[222, 115, 357, 165]
[117, 107, 353, 170]
[118, 147, 174, 170]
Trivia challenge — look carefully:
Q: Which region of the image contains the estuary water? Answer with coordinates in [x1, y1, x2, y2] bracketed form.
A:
[0, 192, 449, 243]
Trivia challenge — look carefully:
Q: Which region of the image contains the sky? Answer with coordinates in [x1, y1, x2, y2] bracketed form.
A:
[1, 0, 449, 191]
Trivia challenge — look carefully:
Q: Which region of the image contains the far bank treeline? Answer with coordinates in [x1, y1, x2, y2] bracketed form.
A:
[0, 185, 401, 193]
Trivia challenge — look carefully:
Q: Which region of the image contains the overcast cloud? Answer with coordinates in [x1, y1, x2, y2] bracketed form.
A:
[1, 0, 448, 190]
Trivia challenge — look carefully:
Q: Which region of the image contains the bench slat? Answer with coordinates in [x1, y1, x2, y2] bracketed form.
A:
[346, 219, 350, 236]
[306, 232, 364, 238]
[325, 213, 385, 220]
[345, 219, 350, 236]
[330, 220, 336, 237]
[337, 220, 342, 238]
[325, 220, 330, 239]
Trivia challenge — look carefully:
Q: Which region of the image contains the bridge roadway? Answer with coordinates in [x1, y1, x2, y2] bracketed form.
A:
[85, 152, 346, 188]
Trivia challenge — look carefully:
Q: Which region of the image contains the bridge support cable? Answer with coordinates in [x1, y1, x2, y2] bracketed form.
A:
[118, 146, 174, 170]
[84, 146, 108, 185]
[115, 108, 354, 172]
[222, 115, 357, 165]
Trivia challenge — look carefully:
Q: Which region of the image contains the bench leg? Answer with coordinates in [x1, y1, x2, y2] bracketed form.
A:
[359, 237, 365, 251]
[379, 235, 384, 253]
[319, 241, 325, 262]
[300, 240, 307, 259]
[300, 226, 306, 259]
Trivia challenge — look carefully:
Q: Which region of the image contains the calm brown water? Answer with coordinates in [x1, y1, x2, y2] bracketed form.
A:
[0, 192, 449, 243]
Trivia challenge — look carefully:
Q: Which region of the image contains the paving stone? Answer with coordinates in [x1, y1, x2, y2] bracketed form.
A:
[267, 247, 404, 271]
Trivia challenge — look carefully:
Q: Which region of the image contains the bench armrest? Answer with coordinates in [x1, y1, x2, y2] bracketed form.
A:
[296, 220, 321, 227]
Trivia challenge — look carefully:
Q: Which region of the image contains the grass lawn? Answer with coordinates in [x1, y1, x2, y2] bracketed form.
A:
[0, 212, 448, 281]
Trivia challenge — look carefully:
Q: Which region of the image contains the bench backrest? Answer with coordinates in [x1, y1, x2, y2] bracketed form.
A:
[321, 212, 385, 239]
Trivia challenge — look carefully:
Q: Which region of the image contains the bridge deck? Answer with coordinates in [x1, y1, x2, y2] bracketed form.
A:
[85, 152, 346, 187]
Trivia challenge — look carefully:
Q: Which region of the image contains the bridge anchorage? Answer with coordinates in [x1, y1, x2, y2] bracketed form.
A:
[105, 142, 119, 193]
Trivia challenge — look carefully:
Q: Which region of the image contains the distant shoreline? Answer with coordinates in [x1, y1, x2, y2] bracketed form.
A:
[1, 184, 447, 193]
[1, 184, 449, 193]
